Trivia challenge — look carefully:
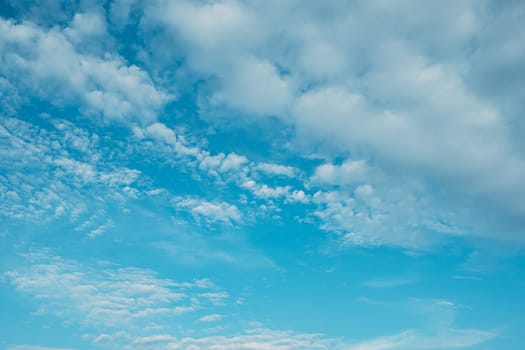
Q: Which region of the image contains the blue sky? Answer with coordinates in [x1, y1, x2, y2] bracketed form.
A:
[1, 0, 524, 349]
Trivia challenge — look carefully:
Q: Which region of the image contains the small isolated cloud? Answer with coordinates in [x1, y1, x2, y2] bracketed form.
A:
[87, 219, 113, 238]
[173, 197, 243, 225]
[198, 313, 223, 323]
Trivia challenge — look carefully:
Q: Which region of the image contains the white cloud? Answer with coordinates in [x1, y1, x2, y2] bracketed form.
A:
[255, 162, 297, 178]
[152, 0, 257, 54]
[173, 197, 243, 225]
[210, 56, 294, 116]
[145, 122, 177, 146]
[120, 326, 495, 350]
[198, 313, 223, 323]
[64, 11, 107, 46]
[5, 252, 226, 335]
[0, 17, 171, 124]
[132, 334, 177, 346]
[348, 297, 496, 350]
[135, 327, 346, 350]
[312, 188, 434, 249]
[87, 219, 113, 238]
[312, 159, 368, 186]
[219, 152, 248, 172]
[140, 0, 525, 245]
[0, 116, 144, 226]
[136, 122, 310, 209]
[347, 328, 495, 350]
[4, 252, 496, 350]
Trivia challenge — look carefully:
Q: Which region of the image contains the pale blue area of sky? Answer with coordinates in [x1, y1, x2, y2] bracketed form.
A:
[1, 1, 525, 349]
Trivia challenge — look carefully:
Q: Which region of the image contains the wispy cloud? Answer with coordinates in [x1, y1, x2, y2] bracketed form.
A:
[5, 251, 228, 345]
[198, 313, 223, 323]
[348, 328, 496, 350]
[131, 327, 346, 350]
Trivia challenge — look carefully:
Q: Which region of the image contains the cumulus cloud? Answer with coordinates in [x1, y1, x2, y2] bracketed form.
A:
[312, 159, 368, 186]
[0, 17, 171, 124]
[255, 162, 298, 178]
[3, 0, 524, 250]
[209, 55, 294, 116]
[173, 197, 243, 225]
[140, 0, 525, 244]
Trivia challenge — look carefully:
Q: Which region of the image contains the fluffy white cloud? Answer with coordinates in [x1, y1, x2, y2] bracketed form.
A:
[173, 197, 243, 225]
[0, 17, 171, 124]
[210, 56, 294, 116]
[255, 163, 298, 178]
[64, 11, 107, 47]
[141, 0, 525, 243]
[145, 122, 178, 146]
[312, 160, 368, 186]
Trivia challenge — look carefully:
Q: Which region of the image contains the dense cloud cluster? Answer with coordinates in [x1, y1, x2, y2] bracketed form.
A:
[2, 0, 524, 247]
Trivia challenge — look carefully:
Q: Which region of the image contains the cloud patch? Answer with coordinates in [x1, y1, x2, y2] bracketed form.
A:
[0, 17, 171, 124]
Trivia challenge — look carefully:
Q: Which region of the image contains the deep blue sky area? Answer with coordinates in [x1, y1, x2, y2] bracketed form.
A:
[1, 1, 525, 349]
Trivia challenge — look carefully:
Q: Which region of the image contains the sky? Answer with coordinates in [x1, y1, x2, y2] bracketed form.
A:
[0, 0, 524, 349]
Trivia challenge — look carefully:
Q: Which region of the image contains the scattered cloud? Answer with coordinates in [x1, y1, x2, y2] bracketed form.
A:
[0, 116, 143, 227]
[87, 219, 114, 239]
[198, 313, 223, 323]
[347, 328, 495, 350]
[173, 197, 243, 225]
[4, 251, 229, 347]
[255, 162, 298, 178]
[0, 2, 518, 350]
[131, 327, 346, 350]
